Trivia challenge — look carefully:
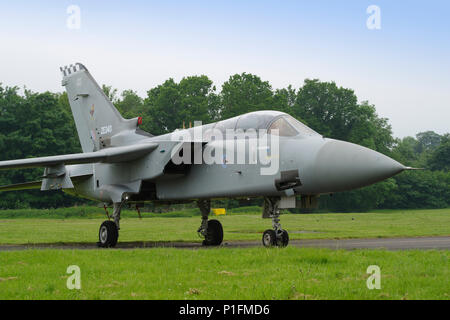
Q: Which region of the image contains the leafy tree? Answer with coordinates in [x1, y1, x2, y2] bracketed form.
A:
[391, 136, 420, 166]
[0, 85, 83, 208]
[416, 131, 442, 153]
[346, 101, 394, 155]
[390, 131, 445, 169]
[115, 89, 144, 119]
[294, 80, 394, 154]
[143, 76, 218, 135]
[142, 78, 181, 135]
[294, 79, 358, 141]
[272, 86, 297, 115]
[321, 178, 397, 212]
[428, 134, 450, 171]
[220, 73, 274, 119]
[178, 75, 219, 125]
[101, 84, 118, 103]
[382, 170, 450, 209]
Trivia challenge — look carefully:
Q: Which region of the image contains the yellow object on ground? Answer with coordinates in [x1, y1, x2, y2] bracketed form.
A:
[212, 208, 226, 215]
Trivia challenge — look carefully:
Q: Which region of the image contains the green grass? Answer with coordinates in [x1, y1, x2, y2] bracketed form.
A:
[0, 205, 263, 219]
[0, 206, 202, 219]
[0, 248, 448, 299]
[0, 208, 448, 300]
[0, 208, 448, 245]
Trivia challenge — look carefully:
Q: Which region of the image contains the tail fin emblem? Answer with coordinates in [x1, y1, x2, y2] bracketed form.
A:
[59, 63, 86, 77]
[90, 104, 95, 119]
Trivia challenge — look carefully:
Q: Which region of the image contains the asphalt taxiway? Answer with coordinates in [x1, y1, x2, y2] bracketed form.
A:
[0, 236, 448, 251]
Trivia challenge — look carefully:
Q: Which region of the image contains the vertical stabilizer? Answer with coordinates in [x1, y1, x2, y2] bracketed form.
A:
[61, 63, 140, 152]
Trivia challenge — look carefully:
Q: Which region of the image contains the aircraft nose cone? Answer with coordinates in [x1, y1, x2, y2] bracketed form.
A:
[313, 139, 405, 192]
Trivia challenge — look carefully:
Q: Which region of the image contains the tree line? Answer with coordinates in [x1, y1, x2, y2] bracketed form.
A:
[0, 73, 448, 211]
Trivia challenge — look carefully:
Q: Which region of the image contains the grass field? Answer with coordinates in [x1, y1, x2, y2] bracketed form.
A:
[0, 208, 448, 300]
[0, 208, 448, 244]
[0, 248, 448, 300]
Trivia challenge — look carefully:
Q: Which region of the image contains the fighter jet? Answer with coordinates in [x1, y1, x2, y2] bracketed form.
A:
[0, 63, 412, 248]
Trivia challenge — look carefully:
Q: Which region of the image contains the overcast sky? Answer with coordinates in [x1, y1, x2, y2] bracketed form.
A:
[0, 0, 448, 138]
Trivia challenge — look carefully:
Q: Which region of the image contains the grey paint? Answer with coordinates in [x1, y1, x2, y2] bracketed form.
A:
[0, 143, 158, 170]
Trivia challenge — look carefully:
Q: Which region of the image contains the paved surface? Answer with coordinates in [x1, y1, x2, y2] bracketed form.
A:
[0, 236, 449, 251]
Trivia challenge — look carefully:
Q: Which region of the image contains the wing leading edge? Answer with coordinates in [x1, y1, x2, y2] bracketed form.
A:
[0, 142, 158, 170]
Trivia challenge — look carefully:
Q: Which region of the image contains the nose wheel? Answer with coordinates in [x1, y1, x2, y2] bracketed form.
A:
[262, 229, 289, 247]
[277, 229, 290, 247]
[262, 197, 289, 248]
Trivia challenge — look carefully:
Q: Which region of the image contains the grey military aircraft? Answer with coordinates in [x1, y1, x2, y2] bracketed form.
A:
[0, 63, 413, 248]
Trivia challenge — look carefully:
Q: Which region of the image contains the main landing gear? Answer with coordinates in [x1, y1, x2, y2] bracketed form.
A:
[98, 202, 123, 248]
[96, 198, 287, 248]
[197, 199, 223, 246]
[262, 197, 289, 248]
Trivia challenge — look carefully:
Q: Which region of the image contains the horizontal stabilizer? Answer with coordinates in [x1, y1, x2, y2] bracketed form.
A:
[0, 180, 42, 192]
[0, 143, 158, 170]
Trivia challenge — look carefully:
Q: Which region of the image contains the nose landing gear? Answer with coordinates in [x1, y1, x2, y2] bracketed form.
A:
[262, 197, 289, 247]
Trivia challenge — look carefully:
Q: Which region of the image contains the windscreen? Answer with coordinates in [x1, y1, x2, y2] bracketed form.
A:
[268, 117, 298, 136]
[284, 115, 319, 137]
[268, 115, 319, 137]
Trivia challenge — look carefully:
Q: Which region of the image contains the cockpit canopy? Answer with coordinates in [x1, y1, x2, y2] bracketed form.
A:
[212, 110, 319, 137]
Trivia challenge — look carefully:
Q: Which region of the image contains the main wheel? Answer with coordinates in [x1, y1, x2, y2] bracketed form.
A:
[98, 220, 119, 248]
[202, 219, 223, 246]
[277, 229, 289, 247]
[262, 229, 277, 247]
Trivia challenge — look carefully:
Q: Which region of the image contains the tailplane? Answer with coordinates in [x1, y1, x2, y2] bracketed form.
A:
[61, 63, 141, 152]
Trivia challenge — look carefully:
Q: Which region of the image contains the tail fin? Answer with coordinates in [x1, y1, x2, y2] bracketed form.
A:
[61, 63, 140, 152]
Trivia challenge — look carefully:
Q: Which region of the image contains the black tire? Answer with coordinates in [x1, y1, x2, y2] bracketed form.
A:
[277, 229, 289, 247]
[98, 220, 119, 248]
[262, 229, 277, 247]
[203, 219, 223, 246]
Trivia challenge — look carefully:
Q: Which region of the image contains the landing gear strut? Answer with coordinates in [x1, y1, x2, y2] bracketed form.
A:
[197, 199, 223, 246]
[98, 202, 123, 248]
[262, 197, 289, 247]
